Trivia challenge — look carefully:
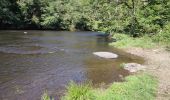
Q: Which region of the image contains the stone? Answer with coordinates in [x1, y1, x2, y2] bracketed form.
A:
[93, 52, 118, 59]
[123, 63, 146, 72]
[24, 32, 28, 34]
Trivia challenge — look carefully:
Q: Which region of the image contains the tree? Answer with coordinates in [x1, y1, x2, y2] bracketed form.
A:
[0, 0, 21, 28]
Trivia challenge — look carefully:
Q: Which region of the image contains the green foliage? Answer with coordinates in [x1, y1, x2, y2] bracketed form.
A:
[63, 74, 158, 100]
[152, 23, 170, 44]
[110, 34, 155, 48]
[0, 0, 21, 27]
[0, 0, 169, 51]
[0, 0, 170, 42]
[17, 0, 47, 28]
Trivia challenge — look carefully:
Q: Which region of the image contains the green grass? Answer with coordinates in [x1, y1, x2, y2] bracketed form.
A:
[62, 74, 158, 100]
[41, 92, 54, 100]
[62, 81, 95, 100]
[109, 34, 156, 48]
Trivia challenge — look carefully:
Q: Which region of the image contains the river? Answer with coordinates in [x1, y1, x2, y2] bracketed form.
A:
[0, 30, 144, 100]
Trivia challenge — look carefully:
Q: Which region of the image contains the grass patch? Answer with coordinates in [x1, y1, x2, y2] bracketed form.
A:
[41, 92, 54, 100]
[109, 34, 156, 48]
[62, 81, 94, 100]
[110, 23, 170, 49]
[62, 74, 158, 100]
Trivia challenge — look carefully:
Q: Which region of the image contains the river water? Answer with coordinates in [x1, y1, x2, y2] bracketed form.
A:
[0, 31, 144, 100]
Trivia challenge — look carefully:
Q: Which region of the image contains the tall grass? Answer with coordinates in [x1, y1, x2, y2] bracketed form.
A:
[109, 34, 156, 48]
[62, 81, 95, 100]
[62, 74, 158, 100]
[41, 92, 54, 100]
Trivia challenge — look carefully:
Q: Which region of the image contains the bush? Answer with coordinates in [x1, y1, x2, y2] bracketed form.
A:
[152, 23, 170, 44]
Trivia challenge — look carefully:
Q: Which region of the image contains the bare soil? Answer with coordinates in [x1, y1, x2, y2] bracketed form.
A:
[125, 47, 170, 100]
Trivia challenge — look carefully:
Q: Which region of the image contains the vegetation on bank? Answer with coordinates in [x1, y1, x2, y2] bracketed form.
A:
[1, 0, 168, 99]
[42, 74, 158, 100]
[110, 22, 170, 48]
[110, 34, 156, 48]
[1, 0, 170, 48]
[0, 0, 170, 35]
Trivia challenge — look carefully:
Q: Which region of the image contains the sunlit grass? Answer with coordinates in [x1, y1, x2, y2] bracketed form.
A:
[41, 92, 54, 100]
[62, 74, 158, 100]
[109, 34, 156, 48]
[62, 81, 94, 100]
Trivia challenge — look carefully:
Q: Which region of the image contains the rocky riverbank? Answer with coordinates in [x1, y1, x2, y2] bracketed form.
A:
[124, 47, 170, 100]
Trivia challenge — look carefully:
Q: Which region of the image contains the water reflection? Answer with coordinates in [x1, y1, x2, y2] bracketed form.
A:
[0, 31, 144, 100]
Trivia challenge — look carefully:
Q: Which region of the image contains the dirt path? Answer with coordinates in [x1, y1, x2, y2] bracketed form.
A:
[125, 47, 170, 100]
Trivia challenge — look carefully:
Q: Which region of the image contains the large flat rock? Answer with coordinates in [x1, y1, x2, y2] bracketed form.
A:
[93, 52, 118, 59]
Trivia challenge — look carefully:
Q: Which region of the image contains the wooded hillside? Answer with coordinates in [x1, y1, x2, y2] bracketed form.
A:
[0, 0, 170, 36]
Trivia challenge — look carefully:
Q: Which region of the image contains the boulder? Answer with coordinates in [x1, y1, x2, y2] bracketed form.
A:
[123, 63, 146, 72]
[93, 52, 118, 59]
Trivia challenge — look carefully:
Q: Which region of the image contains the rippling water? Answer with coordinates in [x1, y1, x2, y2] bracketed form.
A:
[0, 30, 144, 100]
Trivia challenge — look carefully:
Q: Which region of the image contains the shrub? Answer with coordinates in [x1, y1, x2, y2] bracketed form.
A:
[152, 23, 170, 44]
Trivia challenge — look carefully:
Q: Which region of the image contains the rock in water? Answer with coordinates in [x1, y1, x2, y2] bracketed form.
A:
[123, 63, 146, 72]
[93, 52, 118, 59]
[24, 32, 28, 34]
